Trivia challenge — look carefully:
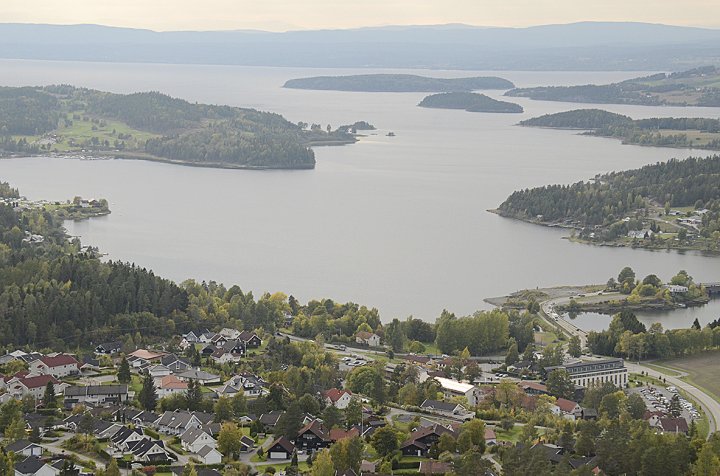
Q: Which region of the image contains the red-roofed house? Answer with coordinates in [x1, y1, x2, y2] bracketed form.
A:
[156, 375, 188, 398]
[30, 354, 80, 378]
[655, 417, 689, 434]
[329, 427, 360, 442]
[555, 398, 581, 419]
[323, 388, 353, 409]
[7, 374, 61, 399]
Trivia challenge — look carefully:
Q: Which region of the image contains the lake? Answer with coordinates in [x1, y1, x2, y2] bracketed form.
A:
[1, 59, 719, 327]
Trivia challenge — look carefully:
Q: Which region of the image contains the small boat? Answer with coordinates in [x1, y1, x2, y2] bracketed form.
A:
[386, 131, 396, 137]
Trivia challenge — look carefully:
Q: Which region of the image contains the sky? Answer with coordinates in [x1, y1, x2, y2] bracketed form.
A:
[2, 0, 720, 31]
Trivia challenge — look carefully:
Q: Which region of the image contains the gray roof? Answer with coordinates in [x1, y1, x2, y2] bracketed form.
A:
[198, 445, 220, 457]
[64, 385, 128, 397]
[420, 399, 461, 412]
[15, 456, 46, 475]
[4, 439, 37, 453]
[180, 427, 214, 444]
[177, 369, 219, 381]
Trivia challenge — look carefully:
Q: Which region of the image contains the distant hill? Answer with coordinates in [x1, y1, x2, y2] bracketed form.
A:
[283, 74, 514, 92]
[2, 22, 720, 70]
[418, 92, 523, 113]
[506, 66, 720, 106]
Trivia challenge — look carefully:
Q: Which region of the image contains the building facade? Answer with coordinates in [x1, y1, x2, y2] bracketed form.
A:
[547, 358, 628, 388]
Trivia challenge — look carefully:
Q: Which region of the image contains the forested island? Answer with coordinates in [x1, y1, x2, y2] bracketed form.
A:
[493, 155, 720, 251]
[418, 92, 524, 113]
[0, 85, 358, 169]
[283, 74, 515, 92]
[520, 109, 720, 150]
[505, 66, 720, 107]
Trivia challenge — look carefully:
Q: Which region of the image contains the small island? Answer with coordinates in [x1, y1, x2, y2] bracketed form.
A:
[505, 66, 720, 107]
[492, 155, 720, 252]
[520, 109, 720, 150]
[337, 121, 376, 133]
[283, 74, 515, 92]
[418, 92, 524, 113]
[0, 85, 361, 170]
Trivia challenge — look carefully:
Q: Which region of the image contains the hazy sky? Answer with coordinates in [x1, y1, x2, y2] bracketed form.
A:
[2, 0, 720, 31]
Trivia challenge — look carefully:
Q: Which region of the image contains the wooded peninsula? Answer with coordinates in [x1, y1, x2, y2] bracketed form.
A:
[418, 92, 523, 113]
[520, 109, 720, 150]
[493, 155, 720, 252]
[505, 66, 720, 107]
[0, 85, 358, 169]
[283, 74, 515, 92]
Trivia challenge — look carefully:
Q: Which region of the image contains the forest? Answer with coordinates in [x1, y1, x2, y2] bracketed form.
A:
[283, 74, 514, 92]
[506, 66, 720, 107]
[521, 109, 720, 150]
[418, 92, 523, 113]
[495, 155, 720, 242]
[0, 85, 356, 169]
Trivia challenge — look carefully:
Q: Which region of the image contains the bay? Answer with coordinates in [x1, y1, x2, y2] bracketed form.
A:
[1, 59, 719, 324]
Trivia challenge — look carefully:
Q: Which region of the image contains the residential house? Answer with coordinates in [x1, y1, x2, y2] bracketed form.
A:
[219, 374, 267, 398]
[419, 399, 473, 420]
[238, 330, 262, 348]
[153, 410, 214, 436]
[148, 365, 172, 379]
[7, 374, 61, 399]
[355, 331, 381, 347]
[400, 424, 458, 457]
[484, 428, 497, 446]
[63, 385, 128, 409]
[197, 446, 222, 465]
[267, 436, 295, 460]
[418, 461, 453, 475]
[295, 420, 331, 451]
[155, 375, 188, 398]
[95, 342, 122, 355]
[111, 427, 146, 453]
[160, 355, 192, 374]
[14, 456, 56, 476]
[239, 435, 255, 452]
[30, 354, 80, 378]
[176, 369, 221, 385]
[180, 427, 216, 453]
[323, 388, 353, 409]
[556, 398, 582, 420]
[433, 377, 485, 406]
[4, 440, 42, 457]
[655, 417, 690, 435]
[128, 349, 166, 362]
[126, 438, 174, 463]
[329, 427, 360, 443]
[520, 382, 551, 396]
[259, 410, 284, 429]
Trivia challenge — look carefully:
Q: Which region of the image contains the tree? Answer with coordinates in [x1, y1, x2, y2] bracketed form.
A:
[505, 340, 519, 365]
[214, 397, 234, 422]
[370, 426, 399, 457]
[106, 458, 121, 476]
[322, 405, 342, 430]
[4, 416, 27, 442]
[182, 463, 198, 476]
[329, 436, 363, 473]
[574, 431, 594, 457]
[43, 381, 56, 408]
[138, 371, 157, 411]
[461, 419, 486, 451]
[311, 449, 334, 476]
[78, 412, 95, 435]
[384, 318, 406, 352]
[186, 379, 203, 411]
[669, 394, 683, 417]
[545, 369, 575, 400]
[626, 393, 646, 420]
[568, 335, 582, 358]
[117, 357, 131, 384]
[599, 391, 626, 420]
[277, 402, 303, 440]
[345, 397, 362, 428]
[217, 422, 243, 459]
[694, 442, 720, 476]
[438, 433, 456, 453]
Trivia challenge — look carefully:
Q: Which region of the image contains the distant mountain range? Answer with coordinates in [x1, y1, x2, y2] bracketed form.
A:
[1, 22, 720, 70]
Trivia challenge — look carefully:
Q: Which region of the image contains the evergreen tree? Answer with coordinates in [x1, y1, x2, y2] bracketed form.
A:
[117, 357, 131, 384]
[43, 381, 56, 408]
[138, 371, 157, 411]
[186, 379, 203, 411]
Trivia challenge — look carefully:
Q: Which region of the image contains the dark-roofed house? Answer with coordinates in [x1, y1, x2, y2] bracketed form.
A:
[127, 437, 174, 463]
[400, 424, 457, 457]
[239, 435, 255, 452]
[656, 417, 690, 435]
[153, 410, 214, 435]
[238, 330, 262, 348]
[259, 410, 284, 428]
[95, 342, 122, 355]
[296, 420, 331, 451]
[14, 456, 55, 476]
[268, 436, 295, 460]
[111, 426, 146, 453]
[419, 399, 473, 420]
[176, 369, 221, 385]
[64, 385, 129, 408]
[4, 439, 42, 457]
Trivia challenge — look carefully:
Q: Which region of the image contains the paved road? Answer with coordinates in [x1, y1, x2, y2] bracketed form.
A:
[626, 361, 720, 437]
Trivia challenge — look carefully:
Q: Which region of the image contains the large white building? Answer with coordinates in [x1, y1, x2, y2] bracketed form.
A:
[546, 358, 628, 388]
[433, 377, 485, 406]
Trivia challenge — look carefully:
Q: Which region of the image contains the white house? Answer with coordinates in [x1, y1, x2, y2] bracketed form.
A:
[14, 456, 56, 476]
[7, 375, 62, 399]
[155, 375, 188, 398]
[433, 377, 485, 406]
[197, 446, 223, 465]
[323, 388, 353, 409]
[30, 354, 80, 378]
[355, 331, 381, 347]
[180, 427, 216, 454]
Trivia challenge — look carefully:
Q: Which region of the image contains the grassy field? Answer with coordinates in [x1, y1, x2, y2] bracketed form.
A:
[655, 351, 720, 403]
[642, 362, 681, 377]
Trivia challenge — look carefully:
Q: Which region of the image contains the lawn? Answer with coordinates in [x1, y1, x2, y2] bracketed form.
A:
[494, 425, 523, 443]
[642, 362, 681, 377]
[655, 351, 720, 403]
[535, 331, 560, 346]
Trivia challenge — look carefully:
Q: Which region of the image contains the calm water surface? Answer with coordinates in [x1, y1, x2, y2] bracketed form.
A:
[1, 60, 719, 327]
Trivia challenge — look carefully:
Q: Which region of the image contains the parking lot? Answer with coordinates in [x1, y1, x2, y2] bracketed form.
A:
[628, 384, 700, 422]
